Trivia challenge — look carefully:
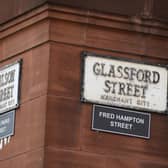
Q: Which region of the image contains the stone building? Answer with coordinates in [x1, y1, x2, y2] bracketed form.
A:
[0, 1, 168, 168]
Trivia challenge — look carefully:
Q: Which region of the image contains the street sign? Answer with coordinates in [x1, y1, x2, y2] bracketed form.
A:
[0, 60, 21, 114]
[0, 110, 15, 149]
[92, 105, 151, 139]
[81, 52, 168, 113]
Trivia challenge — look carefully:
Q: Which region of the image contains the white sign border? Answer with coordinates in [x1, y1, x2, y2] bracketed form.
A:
[0, 60, 22, 114]
[80, 51, 168, 114]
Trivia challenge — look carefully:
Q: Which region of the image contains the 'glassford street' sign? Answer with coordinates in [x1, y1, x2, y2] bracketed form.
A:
[92, 105, 151, 139]
[0, 61, 21, 114]
[81, 52, 168, 113]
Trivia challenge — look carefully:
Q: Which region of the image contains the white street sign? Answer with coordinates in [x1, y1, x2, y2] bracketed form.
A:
[0, 61, 21, 114]
[81, 53, 168, 113]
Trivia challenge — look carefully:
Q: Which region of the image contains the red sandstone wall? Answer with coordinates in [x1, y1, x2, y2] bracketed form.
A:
[0, 3, 168, 168]
[0, 17, 50, 167]
[44, 6, 168, 168]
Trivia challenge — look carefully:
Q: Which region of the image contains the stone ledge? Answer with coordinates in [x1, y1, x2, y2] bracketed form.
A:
[1, 4, 168, 40]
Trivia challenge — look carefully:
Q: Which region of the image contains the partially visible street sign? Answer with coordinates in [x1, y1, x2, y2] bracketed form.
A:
[0, 110, 15, 149]
[92, 105, 151, 139]
[0, 60, 21, 114]
[81, 52, 168, 113]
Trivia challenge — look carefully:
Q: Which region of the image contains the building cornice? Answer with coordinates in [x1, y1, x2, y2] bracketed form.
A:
[1, 4, 168, 40]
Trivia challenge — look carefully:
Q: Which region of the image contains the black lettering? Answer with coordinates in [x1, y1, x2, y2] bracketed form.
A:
[0, 85, 14, 102]
[126, 83, 133, 96]
[101, 63, 108, 76]
[5, 73, 9, 85]
[123, 67, 129, 79]
[0, 74, 4, 87]
[104, 80, 111, 93]
[152, 71, 160, 84]
[0, 90, 3, 101]
[133, 85, 141, 97]
[117, 66, 123, 78]
[104, 80, 117, 94]
[118, 82, 126, 96]
[136, 69, 144, 82]
[111, 81, 117, 94]
[144, 70, 152, 83]
[9, 70, 15, 83]
[130, 68, 137, 81]
[3, 88, 7, 100]
[141, 85, 148, 98]
[108, 65, 115, 77]
[93, 62, 101, 76]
